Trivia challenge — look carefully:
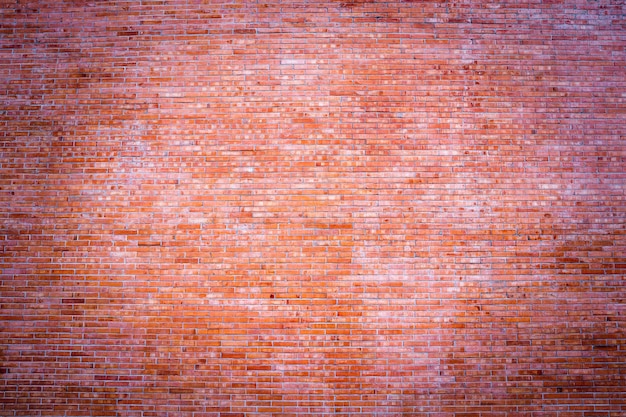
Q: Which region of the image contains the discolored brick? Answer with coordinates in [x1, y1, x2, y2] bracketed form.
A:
[1, 0, 625, 416]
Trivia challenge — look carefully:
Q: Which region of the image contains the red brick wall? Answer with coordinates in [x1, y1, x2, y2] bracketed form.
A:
[1, 0, 625, 415]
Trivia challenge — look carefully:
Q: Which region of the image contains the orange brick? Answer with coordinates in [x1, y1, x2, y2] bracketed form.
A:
[1, 0, 625, 415]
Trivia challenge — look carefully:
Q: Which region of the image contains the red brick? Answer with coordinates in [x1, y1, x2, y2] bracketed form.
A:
[1, 0, 625, 416]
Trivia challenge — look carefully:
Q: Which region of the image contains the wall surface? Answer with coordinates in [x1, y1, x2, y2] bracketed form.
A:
[1, 0, 625, 416]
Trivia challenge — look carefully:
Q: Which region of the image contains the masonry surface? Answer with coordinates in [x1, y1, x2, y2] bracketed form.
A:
[1, 0, 625, 416]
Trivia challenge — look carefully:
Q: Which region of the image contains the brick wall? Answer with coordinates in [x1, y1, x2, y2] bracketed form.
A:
[1, 0, 625, 415]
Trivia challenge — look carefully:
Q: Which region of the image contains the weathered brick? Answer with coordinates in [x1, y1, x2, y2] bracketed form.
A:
[1, 0, 625, 416]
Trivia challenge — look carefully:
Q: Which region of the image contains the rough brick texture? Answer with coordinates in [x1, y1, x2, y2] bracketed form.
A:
[1, 0, 625, 416]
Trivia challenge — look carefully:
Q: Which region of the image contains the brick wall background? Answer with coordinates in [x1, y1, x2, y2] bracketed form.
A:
[1, 0, 625, 415]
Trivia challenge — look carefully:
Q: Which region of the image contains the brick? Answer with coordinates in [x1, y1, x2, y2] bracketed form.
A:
[1, 0, 625, 416]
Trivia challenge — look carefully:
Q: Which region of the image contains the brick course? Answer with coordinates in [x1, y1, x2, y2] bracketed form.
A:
[1, 0, 625, 415]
